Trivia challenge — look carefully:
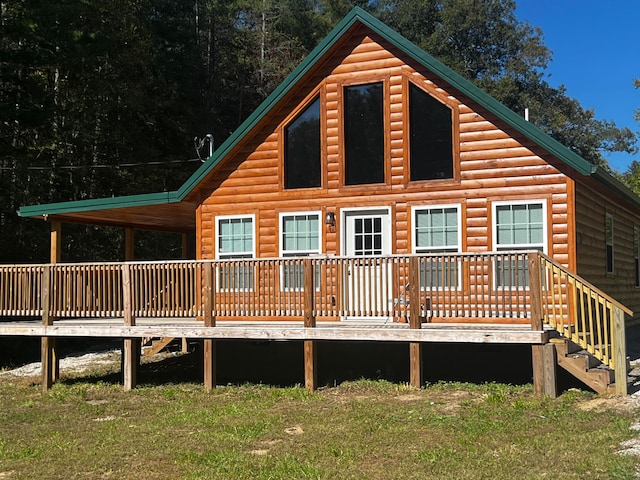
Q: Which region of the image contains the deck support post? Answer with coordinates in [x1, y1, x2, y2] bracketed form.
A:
[41, 337, 56, 392]
[528, 253, 549, 396]
[203, 262, 217, 392]
[204, 339, 216, 392]
[42, 219, 61, 392]
[303, 259, 317, 391]
[409, 256, 423, 388]
[613, 307, 628, 396]
[121, 264, 138, 390]
[122, 338, 140, 391]
[532, 343, 557, 398]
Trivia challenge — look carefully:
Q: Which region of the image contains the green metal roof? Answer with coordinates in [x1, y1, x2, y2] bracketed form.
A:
[19, 191, 179, 217]
[18, 6, 638, 226]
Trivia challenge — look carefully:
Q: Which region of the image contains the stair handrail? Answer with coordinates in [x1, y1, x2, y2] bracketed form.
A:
[536, 252, 632, 377]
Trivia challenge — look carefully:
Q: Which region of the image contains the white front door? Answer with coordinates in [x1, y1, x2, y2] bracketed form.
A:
[343, 209, 392, 320]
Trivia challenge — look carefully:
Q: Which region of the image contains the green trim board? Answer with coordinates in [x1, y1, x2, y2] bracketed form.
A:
[19, 191, 180, 218]
[18, 6, 637, 222]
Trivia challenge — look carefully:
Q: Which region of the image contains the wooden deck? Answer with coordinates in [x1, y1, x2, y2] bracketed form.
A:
[0, 318, 549, 344]
[0, 251, 631, 395]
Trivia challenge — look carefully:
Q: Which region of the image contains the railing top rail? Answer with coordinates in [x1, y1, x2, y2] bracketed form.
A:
[537, 251, 633, 316]
[0, 250, 537, 270]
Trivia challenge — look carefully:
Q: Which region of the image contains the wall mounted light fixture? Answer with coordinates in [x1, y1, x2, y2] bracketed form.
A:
[325, 211, 336, 227]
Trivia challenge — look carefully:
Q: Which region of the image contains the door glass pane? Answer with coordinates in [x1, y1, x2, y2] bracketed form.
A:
[353, 216, 383, 255]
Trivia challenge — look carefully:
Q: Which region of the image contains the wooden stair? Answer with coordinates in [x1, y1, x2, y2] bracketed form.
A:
[143, 337, 178, 356]
[551, 338, 618, 394]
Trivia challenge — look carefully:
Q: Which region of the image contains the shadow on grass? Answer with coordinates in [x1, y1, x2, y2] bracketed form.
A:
[59, 339, 588, 392]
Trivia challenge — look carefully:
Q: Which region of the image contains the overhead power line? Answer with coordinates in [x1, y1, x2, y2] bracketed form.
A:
[0, 157, 202, 171]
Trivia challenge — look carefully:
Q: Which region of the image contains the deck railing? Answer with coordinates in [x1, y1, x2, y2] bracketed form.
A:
[0, 252, 632, 370]
[538, 253, 632, 371]
[0, 252, 539, 321]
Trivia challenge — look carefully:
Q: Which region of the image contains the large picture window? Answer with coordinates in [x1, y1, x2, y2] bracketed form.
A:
[409, 83, 453, 181]
[284, 97, 321, 189]
[344, 82, 384, 185]
[413, 206, 461, 288]
[493, 201, 545, 288]
[216, 215, 254, 290]
[280, 212, 321, 289]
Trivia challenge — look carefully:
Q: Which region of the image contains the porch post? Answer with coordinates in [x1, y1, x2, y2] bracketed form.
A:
[181, 232, 189, 353]
[409, 256, 423, 388]
[203, 262, 217, 392]
[613, 307, 628, 396]
[303, 258, 317, 391]
[124, 227, 135, 261]
[41, 265, 54, 392]
[121, 263, 139, 390]
[42, 220, 61, 391]
[50, 220, 62, 264]
[181, 233, 189, 260]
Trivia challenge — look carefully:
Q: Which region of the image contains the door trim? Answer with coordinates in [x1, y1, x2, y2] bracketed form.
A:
[340, 207, 392, 321]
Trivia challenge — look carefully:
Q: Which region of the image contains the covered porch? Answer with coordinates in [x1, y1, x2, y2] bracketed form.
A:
[0, 251, 631, 396]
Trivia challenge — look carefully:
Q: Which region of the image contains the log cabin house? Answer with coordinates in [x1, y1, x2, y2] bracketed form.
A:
[2, 7, 638, 395]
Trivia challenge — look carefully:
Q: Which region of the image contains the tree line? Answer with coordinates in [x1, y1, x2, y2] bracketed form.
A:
[1, 0, 638, 262]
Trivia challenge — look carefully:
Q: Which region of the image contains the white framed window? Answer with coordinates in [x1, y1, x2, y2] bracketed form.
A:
[606, 213, 614, 274]
[216, 215, 255, 290]
[493, 200, 546, 288]
[279, 212, 322, 290]
[412, 205, 461, 289]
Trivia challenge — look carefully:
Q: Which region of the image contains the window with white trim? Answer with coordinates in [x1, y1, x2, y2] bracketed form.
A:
[413, 205, 461, 288]
[606, 213, 614, 274]
[493, 201, 545, 287]
[216, 215, 254, 290]
[280, 212, 321, 289]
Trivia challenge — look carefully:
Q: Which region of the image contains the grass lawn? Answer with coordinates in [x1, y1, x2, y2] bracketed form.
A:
[0, 353, 639, 479]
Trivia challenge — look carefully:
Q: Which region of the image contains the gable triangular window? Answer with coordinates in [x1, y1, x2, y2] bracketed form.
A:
[284, 96, 321, 189]
[409, 83, 453, 181]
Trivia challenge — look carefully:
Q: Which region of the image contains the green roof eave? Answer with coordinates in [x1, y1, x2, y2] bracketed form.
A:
[592, 167, 640, 210]
[18, 191, 180, 218]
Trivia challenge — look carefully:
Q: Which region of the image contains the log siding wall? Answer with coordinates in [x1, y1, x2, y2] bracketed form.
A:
[576, 182, 640, 322]
[197, 29, 573, 288]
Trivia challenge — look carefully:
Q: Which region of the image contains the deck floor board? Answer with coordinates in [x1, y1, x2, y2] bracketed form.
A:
[0, 318, 549, 344]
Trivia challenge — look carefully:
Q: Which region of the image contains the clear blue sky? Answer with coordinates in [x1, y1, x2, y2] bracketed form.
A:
[515, 0, 639, 172]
